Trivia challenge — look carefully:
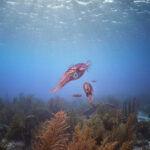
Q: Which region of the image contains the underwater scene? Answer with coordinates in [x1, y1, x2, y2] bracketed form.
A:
[0, 0, 150, 149]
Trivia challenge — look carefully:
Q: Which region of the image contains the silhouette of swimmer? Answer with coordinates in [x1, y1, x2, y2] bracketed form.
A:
[51, 62, 90, 93]
[83, 82, 94, 107]
[72, 94, 82, 97]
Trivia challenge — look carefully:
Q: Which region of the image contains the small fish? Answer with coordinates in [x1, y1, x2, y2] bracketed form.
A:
[91, 80, 96, 83]
[51, 62, 90, 93]
[83, 82, 94, 107]
[72, 94, 82, 97]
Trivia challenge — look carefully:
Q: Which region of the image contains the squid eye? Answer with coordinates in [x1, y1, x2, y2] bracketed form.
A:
[73, 72, 78, 79]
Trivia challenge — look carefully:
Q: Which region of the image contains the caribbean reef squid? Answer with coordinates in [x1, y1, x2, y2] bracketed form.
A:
[51, 62, 89, 93]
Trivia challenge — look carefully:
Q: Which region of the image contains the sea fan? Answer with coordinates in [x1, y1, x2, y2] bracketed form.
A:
[98, 112, 137, 150]
[33, 111, 69, 150]
[67, 124, 97, 150]
[120, 141, 134, 150]
[98, 137, 119, 150]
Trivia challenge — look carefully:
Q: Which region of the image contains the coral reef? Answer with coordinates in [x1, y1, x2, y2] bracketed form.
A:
[68, 124, 97, 150]
[98, 137, 119, 150]
[105, 96, 120, 108]
[137, 121, 150, 140]
[1, 94, 150, 150]
[85, 113, 105, 144]
[6, 114, 24, 141]
[99, 112, 137, 150]
[23, 115, 38, 149]
[66, 109, 84, 138]
[33, 111, 69, 150]
[120, 141, 134, 150]
[48, 97, 66, 114]
[6, 141, 24, 150]
[122, 98, 138, 122]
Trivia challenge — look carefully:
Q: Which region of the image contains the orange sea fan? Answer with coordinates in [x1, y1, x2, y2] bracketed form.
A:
[98, 137, 119, 150]
[120, 141, 134, 150]
[67, 124, 97, 150]
[33, 111, 70, 150]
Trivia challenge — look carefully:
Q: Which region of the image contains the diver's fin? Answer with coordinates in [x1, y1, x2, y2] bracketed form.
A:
[50, 85, 62, 93]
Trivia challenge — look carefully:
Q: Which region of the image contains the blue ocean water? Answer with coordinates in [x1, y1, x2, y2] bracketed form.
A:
[0, 0, 150, 100]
